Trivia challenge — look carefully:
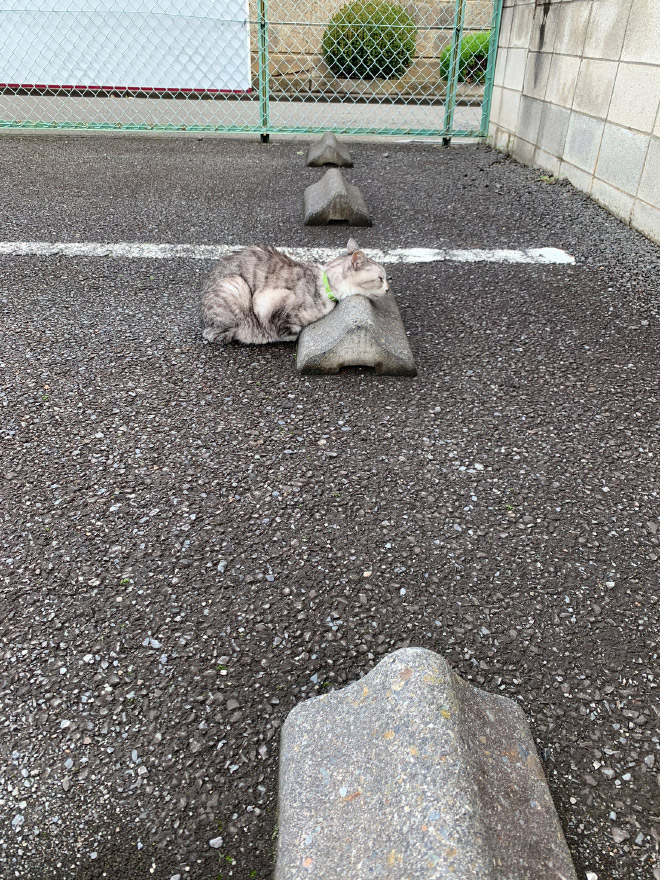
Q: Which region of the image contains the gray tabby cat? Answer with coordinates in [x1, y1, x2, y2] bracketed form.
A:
[200, 238, 388, 345]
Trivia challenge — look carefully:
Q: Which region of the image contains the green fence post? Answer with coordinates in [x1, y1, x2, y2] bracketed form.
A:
[257, 0, 270, 142]
[443, 0, 467, 146]
[480, 0, 504, 137]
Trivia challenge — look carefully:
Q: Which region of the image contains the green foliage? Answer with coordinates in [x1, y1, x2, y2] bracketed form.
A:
[322, 1, 417, 80]
[439, 32, 491, 83]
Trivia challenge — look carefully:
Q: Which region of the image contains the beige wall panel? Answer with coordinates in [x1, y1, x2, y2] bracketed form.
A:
[595, 122, 649, 195]
[494, 47, 509, 87]
[504, 47, 528, 92]
[621, 0, 660, 66]
[533, 145, 561, 176]
[498, 5, 513, 46]
[631, 199, 660, 243]
[563, 111, 604, 173]
[511, 134, 536, 164]
[522, 51, 551, 100]
[637, 136, 660, 206]
[559, 159, 595, 193]
[552, 0, 591, 57]
[583, 0, 633, 60]
[591, 178, 635, 223]
[528, 2, 559, 54]
[544, 53, 581, 108]
[499, 85, 521, 129]
[572, 58, 618, 118]
[510, 4, 534, 49]
[608, 62, 660, 133]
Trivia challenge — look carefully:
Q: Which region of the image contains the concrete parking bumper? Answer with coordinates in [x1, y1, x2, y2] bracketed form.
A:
[274, 648, 577, 880]
[296, 291, 416, 375]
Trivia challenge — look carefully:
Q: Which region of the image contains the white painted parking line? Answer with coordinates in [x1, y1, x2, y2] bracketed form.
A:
[0, 241, 575, 265]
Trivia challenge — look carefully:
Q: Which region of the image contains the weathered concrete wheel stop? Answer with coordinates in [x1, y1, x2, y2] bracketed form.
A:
[306, 133, 353, 168]
[274, 648, 577, 880]
[303, 169, 371, 227]
[296, 292, 416, 376]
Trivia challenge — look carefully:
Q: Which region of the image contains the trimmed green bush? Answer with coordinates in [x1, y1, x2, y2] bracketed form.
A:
[439, 32, 491, 84]
[322, 1, 417, 80]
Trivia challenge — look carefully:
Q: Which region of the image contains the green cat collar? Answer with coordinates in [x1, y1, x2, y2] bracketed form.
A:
[322, 272, 337, 302]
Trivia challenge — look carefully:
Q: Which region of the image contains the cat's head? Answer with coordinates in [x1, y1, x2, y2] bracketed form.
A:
[326, 239, 389, 301]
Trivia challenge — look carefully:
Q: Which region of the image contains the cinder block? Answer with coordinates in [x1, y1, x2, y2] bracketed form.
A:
[494, 47, 508, 87]
[505, 47, 528, 93]
[296, 291, 416, 376]
[464, 0, 492, 30]
[563, 111, 604, 174]
[529, 2, 559, 53]
[490, 85, 504, 126]
[573, 58, 618, 118]
[559, 159, 594, 195]
[512, 135, 536, 166]
[608, 63, 660, 134]
[493, 128, 513, 153]
[522, 51, 551, 100]
[306, 132, 353, 168]
[414, 2, 454, 30]
[517, 94, 544, 144]
[498, 5, 513, 47]
[274, 648, 578, 880]
[552, 0, 591, 57]
[534, 146, 561, 178]
[544, 53, 581, 108]
[637, 136, 660, 207]
[499, 87, 522, 132]
[595, 123, 649, 196]
[537, 102, 570, 158]
[631, 198, 660, 246]
[303, 169, 371, 226]
[583, 0, 633, 60]
[510, 3, 534, 48]
[591, 178, 634, 224]
[621, 0, 660, 65]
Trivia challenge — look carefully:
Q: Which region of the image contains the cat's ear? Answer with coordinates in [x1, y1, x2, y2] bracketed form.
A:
[351, 250, 366, 270]
[346, 238, 360, 254]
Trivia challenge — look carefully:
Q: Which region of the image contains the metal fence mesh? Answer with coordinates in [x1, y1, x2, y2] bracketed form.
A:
[0, 0, 501, 137]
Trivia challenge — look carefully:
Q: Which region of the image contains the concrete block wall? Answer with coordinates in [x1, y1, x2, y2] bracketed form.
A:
[489, 0, 660, 245]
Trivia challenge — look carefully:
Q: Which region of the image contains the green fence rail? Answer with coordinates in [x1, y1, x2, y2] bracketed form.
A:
[0, 0, 502, 139]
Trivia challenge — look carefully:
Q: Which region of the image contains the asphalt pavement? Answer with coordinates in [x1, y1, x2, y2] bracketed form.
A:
[0, 134, 658, 880]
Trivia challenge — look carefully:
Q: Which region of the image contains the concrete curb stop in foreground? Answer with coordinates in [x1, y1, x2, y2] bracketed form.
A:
[306, 132, 353, 167]
[303, 168, 371, 226]
[296, 292, 416, 376]
[274, 648, 577, 880]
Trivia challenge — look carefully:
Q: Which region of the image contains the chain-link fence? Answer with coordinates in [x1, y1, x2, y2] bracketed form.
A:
[0, 0, 502, 137]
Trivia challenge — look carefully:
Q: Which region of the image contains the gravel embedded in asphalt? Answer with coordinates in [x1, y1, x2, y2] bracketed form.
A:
[0, 136, 659, 880]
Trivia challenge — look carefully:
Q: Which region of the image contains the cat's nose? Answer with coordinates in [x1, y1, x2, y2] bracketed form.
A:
[384, 281, 389, 291]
